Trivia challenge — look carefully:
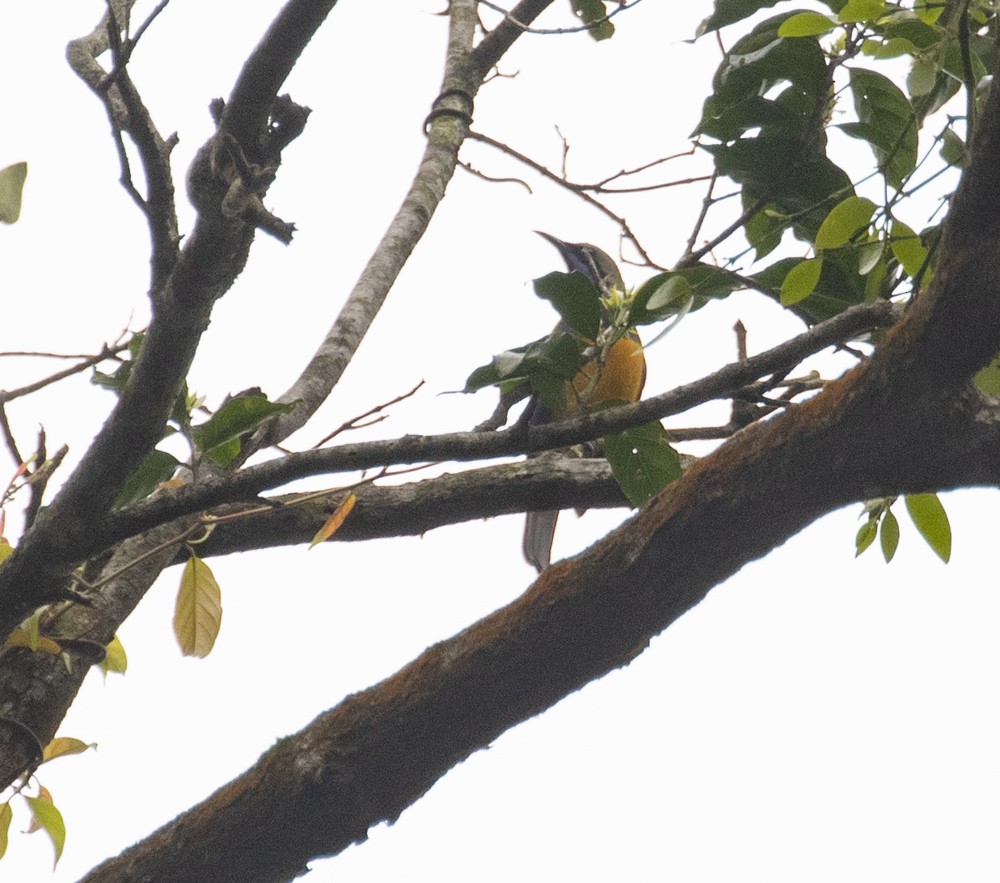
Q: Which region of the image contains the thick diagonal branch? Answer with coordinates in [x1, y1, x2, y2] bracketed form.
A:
[76, 78, 1000, 883]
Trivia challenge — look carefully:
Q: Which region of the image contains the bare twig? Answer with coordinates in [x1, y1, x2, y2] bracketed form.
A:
[679, 195, 767, 268]
[684, 169, 717, 258]
[467, 129, 659, 268]
[24, 442, 69, 531]
[734, 320, 748, 363]
[0, 341, 130, 404]
[97, 0, 171, 93]
[592, 147, 698, 188]
[0, 407, 23, 468]
[312, 381, 426, 447]
[459, 160, 533, 192]
[471, 0, 557, 78]
[478, 0, 639, 36]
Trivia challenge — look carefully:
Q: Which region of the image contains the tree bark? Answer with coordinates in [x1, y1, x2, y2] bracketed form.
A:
[77, 79, 1000, 883]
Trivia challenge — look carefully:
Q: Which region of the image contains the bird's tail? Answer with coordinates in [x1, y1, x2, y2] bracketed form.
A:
[523, 510, 560, 573]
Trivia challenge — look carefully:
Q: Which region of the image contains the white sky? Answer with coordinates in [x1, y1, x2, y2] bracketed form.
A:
[3, 1, 1000, 881]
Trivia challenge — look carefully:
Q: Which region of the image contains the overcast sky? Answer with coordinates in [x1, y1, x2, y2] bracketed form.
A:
[4, 2, 1000, 881]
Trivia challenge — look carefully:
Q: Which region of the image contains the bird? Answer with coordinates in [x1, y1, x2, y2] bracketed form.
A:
[522, 232, 646, 572]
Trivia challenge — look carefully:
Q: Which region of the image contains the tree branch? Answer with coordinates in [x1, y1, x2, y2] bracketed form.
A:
[74, 386, 1000, 883]
[0, 0, 319, 648]
[0, 521, 192, 787]
[255, 2, 481, 449]
[67, 0, 180, 283]
[220, 0, 341, 161]
[89, 299, 899, 558]
[0, 0, 564, 808]
[70, 71, 1000, 883]
[181, 457, 634, 558]
[471, 0, 557, 79]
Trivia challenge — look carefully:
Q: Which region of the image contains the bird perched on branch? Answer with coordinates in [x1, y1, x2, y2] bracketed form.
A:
[523, 232, 646, 572]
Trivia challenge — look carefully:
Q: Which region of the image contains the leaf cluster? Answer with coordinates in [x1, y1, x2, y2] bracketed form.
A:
[94, 334, 295, 507]
[855, 493, 952, 562]
[694, 0, 996, 324]
[465, 267, 686, 505]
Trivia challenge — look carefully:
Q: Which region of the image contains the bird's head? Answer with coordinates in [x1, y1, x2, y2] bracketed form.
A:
[535, 231, 625, 297]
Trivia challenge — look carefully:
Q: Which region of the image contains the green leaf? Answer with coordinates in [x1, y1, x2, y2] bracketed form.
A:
[939, 35, 989, 91]
[173, 556, 223, 657]
[842, 68, 918, 188]
[939, 128, 967, 168]
[815, 196, 877, 250]
[632, 265, 742, 325]
[697, 0, 785, 34]
[603, 421, 682, 507]
[719, 146, 855, 250]
[25, 795, 65, 868]
[192, 393, 295, 467]
[855, 518, 877, 556]
[91, 332, 144, 396]
[907, 57, 937, 97]
[974, 353, 1000, 395]
[744, 202, 786, 259]
[863, 36, 919, 60]
[863, 254, 888, 300]
[0, 162, 27, 224]
[0, 802, 11, 860]
[880, 507, 899, 562]
[644, 276, 693, 315]
[753, 250, 866, 322]
[780, 257, 823, 306]
[533, 271, 602, 340]
[857, 240, 884, 275]
[879, 17, 940, 50]
[889, 219, 928, 279]
[914, 0, 943, 23]
[696, 13, 828, 145]
[113, 449, 180, 509]
[837, 0, 885, 22]
[206, 437, 240, 466]
[778, 12, 836, 37]
[464, 332, 586, 413]
[570, 0, 614, 40]
[905, 493, 951, 562]
[757, 158, 854, 246]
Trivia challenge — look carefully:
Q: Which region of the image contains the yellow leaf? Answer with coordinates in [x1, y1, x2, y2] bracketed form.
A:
[23, 610, 39, 649]
[0, 803, 12, 860]
[173, 556, 223, 658]
[309, 492, 357, 548]
[0, 539, 14, 565]
[42, 737, 95, 764]
[0, 161, 27, 224]
[25, 792, 65, 868]
[4, 628, 62, 655]
[99, 634, 128, 675]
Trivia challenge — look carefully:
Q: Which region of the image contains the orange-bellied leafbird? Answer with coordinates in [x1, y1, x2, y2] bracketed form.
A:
[523, 233, 646, 572]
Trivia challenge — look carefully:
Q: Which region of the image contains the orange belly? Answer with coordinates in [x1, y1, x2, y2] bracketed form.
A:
[562, 333, 646, 415]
